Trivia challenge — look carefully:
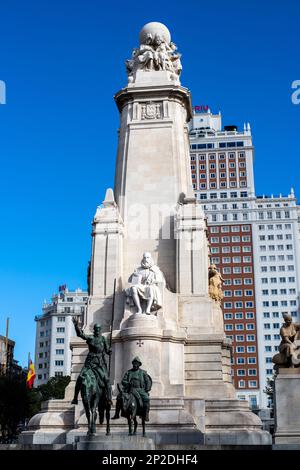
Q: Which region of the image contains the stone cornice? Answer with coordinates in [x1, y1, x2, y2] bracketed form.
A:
[114, 84, 192, 121]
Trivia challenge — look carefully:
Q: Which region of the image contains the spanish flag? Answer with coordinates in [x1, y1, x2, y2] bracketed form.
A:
[26, 360, 36, 389]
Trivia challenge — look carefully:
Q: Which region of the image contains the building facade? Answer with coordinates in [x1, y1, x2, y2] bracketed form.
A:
[0, 335, 15, 375]
[252, 192, 300, 407]
[189, 107, 300, 409]
[34, 286, 88, 386]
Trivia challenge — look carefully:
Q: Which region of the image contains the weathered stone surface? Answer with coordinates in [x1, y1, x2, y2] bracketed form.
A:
[274, 369, 300, 444]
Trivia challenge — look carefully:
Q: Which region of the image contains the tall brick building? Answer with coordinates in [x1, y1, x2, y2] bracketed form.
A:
[189, 106, 300, 409]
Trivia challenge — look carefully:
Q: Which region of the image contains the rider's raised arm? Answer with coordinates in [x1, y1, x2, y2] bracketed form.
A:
[74, 322, 89, 341]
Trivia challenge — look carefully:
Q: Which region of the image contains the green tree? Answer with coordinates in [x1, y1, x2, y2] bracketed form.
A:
[0, 374, 70, 442]
[37, 375, 71, 401]
[263, 374, 276, 410]
[0, 375, 30, 442]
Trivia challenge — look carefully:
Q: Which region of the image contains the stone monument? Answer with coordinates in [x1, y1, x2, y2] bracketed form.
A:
[273, 314, 300, 445]
[21, 22, 271, 449]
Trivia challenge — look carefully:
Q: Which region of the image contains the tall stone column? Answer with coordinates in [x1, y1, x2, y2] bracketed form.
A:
[114, 76, 193, 292]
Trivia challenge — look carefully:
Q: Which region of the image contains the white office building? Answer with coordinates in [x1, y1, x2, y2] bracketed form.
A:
[252, 191, 300, 407]
[34, 286, 88, 386]
[189, 106, 300, 409]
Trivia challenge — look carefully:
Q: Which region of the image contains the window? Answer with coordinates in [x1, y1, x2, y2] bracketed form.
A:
[57, 316, 65, 322]
[237, 357, 246, 364]
[224, 302, 233, 309]
[247, 335, 255, 341]
[235, 324, 244, 330]
[237, 369, 246, 376]
[248, 369, 257, 376]
[247, 346, 256, 353]
[236, 346, 245, 353]
[238, 380, 246, 388]
[224, 290, 232, 297]
[56, 338, 64, 344]
[233, 267, 242, 274]
[236, 335, 244, 342]
[225, 324, 233, 331]
[243, 267, 252, 273]
[224, 313, 233, 320]
[234, 290, 242, 296]
[248, 357, 256, 364]
[249, 381, 258, 388]
[246, 312, 254, 319]
[223, 267, 231, 274]
[55, 360, 64, 366]
[57, 327, 65, 333]
[246, 324, 255, 330]
[55, 349, 64, 355]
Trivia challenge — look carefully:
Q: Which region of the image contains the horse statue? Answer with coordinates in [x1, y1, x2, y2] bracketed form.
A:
[80, 369, 111, 435]
[71, 318, 113, 435]
[112, 356, 152, 437]
[117, 384, 147, 436]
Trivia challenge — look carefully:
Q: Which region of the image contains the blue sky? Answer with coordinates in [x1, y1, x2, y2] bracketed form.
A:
[0, 0, 299, 366]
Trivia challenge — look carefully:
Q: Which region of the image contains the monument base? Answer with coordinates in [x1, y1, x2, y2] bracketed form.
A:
[75, 434, 155, 450]
[21, 395, 271, 448]
[274, 368, 300, 444]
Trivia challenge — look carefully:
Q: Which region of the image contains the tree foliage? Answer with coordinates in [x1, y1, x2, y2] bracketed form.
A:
[0, 374, 70, 442]
[37, 375, 70, 401]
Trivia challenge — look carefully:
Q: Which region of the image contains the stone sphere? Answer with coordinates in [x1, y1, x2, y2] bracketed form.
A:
[139, 22, 171, 45]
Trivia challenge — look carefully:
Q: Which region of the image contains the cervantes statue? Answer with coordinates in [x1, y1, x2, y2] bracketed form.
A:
[126, 252, 165, 314]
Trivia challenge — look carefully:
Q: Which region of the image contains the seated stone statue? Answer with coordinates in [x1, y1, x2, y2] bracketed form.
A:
[126, 252, 165, 314]
[208, 264, 224, 303]
[272, 313, 300, 368]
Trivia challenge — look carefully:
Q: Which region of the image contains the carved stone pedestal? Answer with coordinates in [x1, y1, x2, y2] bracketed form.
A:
[75, 434, 155, 450]
[274, 368, 300, 444]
